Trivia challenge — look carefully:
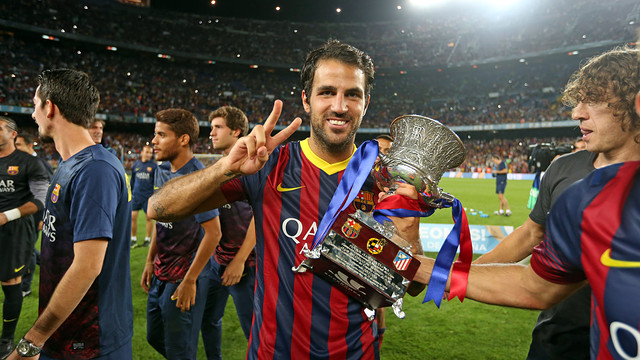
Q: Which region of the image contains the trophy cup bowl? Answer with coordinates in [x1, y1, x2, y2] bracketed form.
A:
[373, 115, 466, 204]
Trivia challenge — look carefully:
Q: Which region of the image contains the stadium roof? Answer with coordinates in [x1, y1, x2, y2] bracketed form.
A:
[151, 0, 535, 23]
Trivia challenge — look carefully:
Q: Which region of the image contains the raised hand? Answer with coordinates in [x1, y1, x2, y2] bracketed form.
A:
[224, 100, 301, 177]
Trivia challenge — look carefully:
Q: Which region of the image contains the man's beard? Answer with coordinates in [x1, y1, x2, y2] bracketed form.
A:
[310, 111, 360, 154]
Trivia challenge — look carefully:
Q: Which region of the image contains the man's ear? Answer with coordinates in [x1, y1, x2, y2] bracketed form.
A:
[179, 134, 190, 147]
[232, 128, 242, 138]
[363, 94, 370, 117]
[46, 99, 55, 118]
[302, 90, 311, 114]
[635, 91, 640, 117]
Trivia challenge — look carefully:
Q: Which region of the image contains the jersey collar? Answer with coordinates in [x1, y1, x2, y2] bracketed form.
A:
[300, 138, 356, 175]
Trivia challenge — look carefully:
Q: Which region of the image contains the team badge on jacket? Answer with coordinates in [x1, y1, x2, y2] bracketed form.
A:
[7, 166, 19, 175]
[394, 251, 412, 271]
[51, 184, 61, 203]
[341, 219, 361, 239]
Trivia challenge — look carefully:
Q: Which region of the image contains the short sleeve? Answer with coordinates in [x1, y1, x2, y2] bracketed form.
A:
[70, 161, 123, 242]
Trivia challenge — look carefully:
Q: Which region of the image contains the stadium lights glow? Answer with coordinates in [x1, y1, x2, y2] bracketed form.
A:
[211, 0, 216, 5]
[397, 5, 402, 10]
[83, 5, 88, 10]
[182, 79, 187, 83]
[107, 46, 117, 51]
[409, 0, 521, 8]
[336, 8, 341, 13]
[41, 34, 59, 41]
[568, 50, 579, 55]
[157, 54, 171, 59]
[519, 58, 526, 62]
[275, 6, 281, 11]
[76, 50, 82, 55]
[236, 54, 241, 58]
[289, 68, 300, 72]
[250, 65, 259, 69]
[127, 72, 131, 76]
[208, 60, 216, 64]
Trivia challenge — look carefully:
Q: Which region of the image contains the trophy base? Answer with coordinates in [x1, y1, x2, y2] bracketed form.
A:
[293, 210, 419, 318]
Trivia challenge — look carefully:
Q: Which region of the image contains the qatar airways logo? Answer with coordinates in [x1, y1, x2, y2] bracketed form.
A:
[282, 218, 318, 254]
[0, 179, 15, 193]
[157, 221, 173, 229]
[136, 172, 151, 180]
[42, 209, 57, 242]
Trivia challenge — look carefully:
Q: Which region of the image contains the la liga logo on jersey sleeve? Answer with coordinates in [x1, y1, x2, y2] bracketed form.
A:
[51, 184, 61, 203]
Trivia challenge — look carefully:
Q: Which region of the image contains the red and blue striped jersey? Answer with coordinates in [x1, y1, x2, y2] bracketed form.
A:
[222, 139, 380, 360]
[531, 161, 640, 360]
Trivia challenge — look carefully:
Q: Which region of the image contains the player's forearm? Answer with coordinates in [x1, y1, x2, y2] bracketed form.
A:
[1, 201, 39, 224]
[183, 230, 221, 284]
[145, 226, 159, 264]
[148, 157, 236, 222]
[474, 218, 544, 264]
[414, 256, 564, 310]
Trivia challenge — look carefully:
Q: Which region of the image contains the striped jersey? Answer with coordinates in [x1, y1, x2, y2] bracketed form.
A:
[221, 139, 380, 360]
[531, 161, 640, 360]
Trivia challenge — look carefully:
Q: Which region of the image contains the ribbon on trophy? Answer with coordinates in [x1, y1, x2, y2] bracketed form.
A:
[312, 140, 380, 250]
[372, 195, 472, 308]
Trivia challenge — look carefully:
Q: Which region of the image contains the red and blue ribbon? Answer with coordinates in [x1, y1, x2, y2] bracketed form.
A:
[373, 194, 472, 308]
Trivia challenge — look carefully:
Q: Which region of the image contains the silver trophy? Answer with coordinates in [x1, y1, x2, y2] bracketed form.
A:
[293, 114, 466, 319]
[373, 115, 466, 205]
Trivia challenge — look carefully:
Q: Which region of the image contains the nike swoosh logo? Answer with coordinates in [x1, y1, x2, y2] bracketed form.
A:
[277, 183, 304, 192]
[601, 249, 640, 268]
[14, 265, 25, 272]
[3, 318, 17, 323]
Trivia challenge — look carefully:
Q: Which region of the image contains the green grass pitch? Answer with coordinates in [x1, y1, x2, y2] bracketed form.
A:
[5, 178, 540, 359]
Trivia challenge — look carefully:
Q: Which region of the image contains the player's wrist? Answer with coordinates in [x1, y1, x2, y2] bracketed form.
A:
[2, 208, 21, 222]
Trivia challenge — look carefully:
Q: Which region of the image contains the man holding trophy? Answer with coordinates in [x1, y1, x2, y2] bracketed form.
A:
[147, 39, 467, 359]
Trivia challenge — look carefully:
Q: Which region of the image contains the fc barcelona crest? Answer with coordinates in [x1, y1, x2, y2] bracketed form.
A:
[367, 238, 386, 255]
[7, 166, 18, 175]
[393, 251, 412, 271]
[51, 184, 61, 203]
[353, 191, 375, 213]
[147, 167, 152, 172]
[341, 219, 361, 239]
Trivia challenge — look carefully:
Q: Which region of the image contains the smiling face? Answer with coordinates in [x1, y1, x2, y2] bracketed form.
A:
[151, 121, 182, 162]
[572, 101, 637, 155]
[89, 120, 104, 144]
[302, 59, 369, 159]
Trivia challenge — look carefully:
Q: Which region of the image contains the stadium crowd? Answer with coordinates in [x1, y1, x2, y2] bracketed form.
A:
[0, 0, 636, 68]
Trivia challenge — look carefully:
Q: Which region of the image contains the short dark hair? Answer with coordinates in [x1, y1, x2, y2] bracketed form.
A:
[208, 106, 249, 137]
[16, 133, 35, 145]
[563, 46, 640, 132]
[36, 69, 100, 128]
[301, 39, 375, 99]
[155, 108, 199, 146]
[0, 116, 18, 132]
[376, 134, 393, 142]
